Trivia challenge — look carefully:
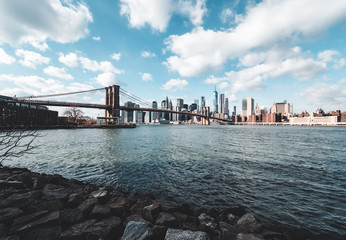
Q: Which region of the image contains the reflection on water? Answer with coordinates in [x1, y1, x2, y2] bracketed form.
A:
[5, 125, 346, 236]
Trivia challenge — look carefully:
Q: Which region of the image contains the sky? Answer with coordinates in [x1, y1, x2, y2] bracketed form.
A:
[0, 0, 345, 117]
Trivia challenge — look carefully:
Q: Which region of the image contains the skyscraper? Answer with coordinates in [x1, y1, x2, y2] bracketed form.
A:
[151, 101, 157, 122]
[219, 93, 225, 113]
[233, 106, 236, 116]
[201, 96, 206, 108]
[224, 97, 229, 115]
[177, 98, 184, 108]
[194, 99, 199, 111]
[213, 87, 218, 113]
[242, 97, 254, 116]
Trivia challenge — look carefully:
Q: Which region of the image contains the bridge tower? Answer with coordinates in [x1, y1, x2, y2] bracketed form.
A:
[201, 106, 210, 125]
[105, 85, 120, 123]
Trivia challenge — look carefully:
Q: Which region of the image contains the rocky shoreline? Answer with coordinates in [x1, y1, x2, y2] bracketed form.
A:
[0, 166, 340, 240]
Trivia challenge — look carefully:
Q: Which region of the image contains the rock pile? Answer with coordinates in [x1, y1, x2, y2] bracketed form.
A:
[0, 166, 332, 240]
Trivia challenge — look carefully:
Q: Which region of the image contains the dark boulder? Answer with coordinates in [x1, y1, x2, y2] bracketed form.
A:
[78, 197, 98, 217]
[237, 213, 261, 233]
[164, 228, 209, 240]
[0, 207, 23, 224]
[89, 187, 109, 204]
[26, 226, 61, 240]
[28, 194, 63, 212]
[42, 184, 70, 200]
[108, 199, 129, 217]
[61, 208, 84, 227]
[155, 212, 179, 228]
[0, 190, 41, 208]
[60, 219, 97, 240]
[10, 211, 60, 235]
[0, 180, 26, 189]
[67, 193, 85, 208]
[143, 202, 161, 223]
[198, 213, 217, 230]
[89, 204, 111, 219]
[121, 221, 153, 240]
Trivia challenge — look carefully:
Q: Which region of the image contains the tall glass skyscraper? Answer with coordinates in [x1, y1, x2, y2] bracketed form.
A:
[213, 87, 218, 113]
[219, 93, 224, 113]
[201, 96, 206, 108]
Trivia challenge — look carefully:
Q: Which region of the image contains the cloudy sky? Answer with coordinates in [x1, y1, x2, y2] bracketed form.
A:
[0, 0, 345, 117]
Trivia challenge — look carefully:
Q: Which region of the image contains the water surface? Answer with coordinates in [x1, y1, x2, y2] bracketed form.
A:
[5, 125, 346, 237]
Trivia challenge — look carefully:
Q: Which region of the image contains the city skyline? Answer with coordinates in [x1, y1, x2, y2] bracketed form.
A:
[0, 0, 345, 118]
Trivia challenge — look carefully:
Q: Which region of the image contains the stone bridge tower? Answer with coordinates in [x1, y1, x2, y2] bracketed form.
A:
[105, 85, 120, 122]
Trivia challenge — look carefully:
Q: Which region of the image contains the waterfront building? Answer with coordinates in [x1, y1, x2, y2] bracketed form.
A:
[201, 96, 206, 108]
[124, 101, 135, 123]
[254, 103, 261, 116]
[213, 87, 218, 113]
[0, 95, 58, 127]
[233, 106, 236, 116]
[194, 99, 199, 111]
[242, 97, 254, 117]
[133, 104, 140, 122]
[219, 93, 225, 113]
[271, 101, 293, 116]
[151, 101, 158, 123]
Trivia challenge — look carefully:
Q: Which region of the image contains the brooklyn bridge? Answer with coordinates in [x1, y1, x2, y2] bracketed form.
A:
[12, 85, 231, 125]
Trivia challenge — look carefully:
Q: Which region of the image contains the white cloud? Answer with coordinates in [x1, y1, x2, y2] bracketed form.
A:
[111, 53, 122, 61]
[0, 48, 15, 64]
[96, 72, 118, 87]
[162, 79, 188, 92]
[43, 66, 73, 80]
[301, 82, 346, 108]
[318, 50, 345, 69]
[15, 49, 50, 68]
[79, 57, 122, 74]
[204, 47, 327, 94]
[58, 52, 79, 67]
[92, 36, 101, 41]
[141, 51, 156, 58]
[0, 0, 93, 50]
[220, 8, 233, 24]
[120, 0, 207, 32]
[140, 72, 153, 81]
[164, 0, 346, 76]
[0, 74, 93, 96]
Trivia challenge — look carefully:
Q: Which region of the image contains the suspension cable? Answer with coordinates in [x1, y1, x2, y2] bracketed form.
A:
[18, 87, 105, 99]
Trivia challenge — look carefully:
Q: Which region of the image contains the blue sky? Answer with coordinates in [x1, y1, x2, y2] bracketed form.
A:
[0, 0, 345, 117]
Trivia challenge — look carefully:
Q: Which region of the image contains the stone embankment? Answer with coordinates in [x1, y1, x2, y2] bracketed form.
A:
[0, 166, 333, 240]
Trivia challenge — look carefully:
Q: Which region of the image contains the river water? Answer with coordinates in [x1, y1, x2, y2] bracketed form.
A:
[4, 125, 346, 237]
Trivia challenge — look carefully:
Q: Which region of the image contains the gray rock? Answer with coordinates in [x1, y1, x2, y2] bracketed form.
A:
[89, 204, 111, 219]
[78, 197, 98, 216]
[126, 214, 152, 226]
[157, 200, 180, 213]
[0, 180, 25, 189]
[11, 211, 49, 232]
[227, 213, 239, 225]
[0, 223, 7, 237]
[26, 226, 61, 240]
[10, 211, 60, 235]
[61, 208, 84, 226]
[84, 216, 122, 239]
[32, 175, 47, 190]
[236, 233, 264, 240]
[198, 213, 217, 230]
[219, 221, 244, 240]
[67, 193, 85, 208]
[28, 194, 63, 212]
[121, 221, 153, 240]
[60, 219, 97, 240]
[153, 225, 167, 239]
[0, 207, 23, 224]
[143, 202, 161, 223]
[164, 228, 209, 240]
[0, 190, 41, 208]
[42, 184, 70, 200]
[90, 187, 109, 204]
[108, 199, 128, 217]
[237, 213, 261, 233]
[155, 212, 179, 228]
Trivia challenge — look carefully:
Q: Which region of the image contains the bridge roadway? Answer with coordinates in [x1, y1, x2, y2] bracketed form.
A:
[13, 98, 231, 122]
